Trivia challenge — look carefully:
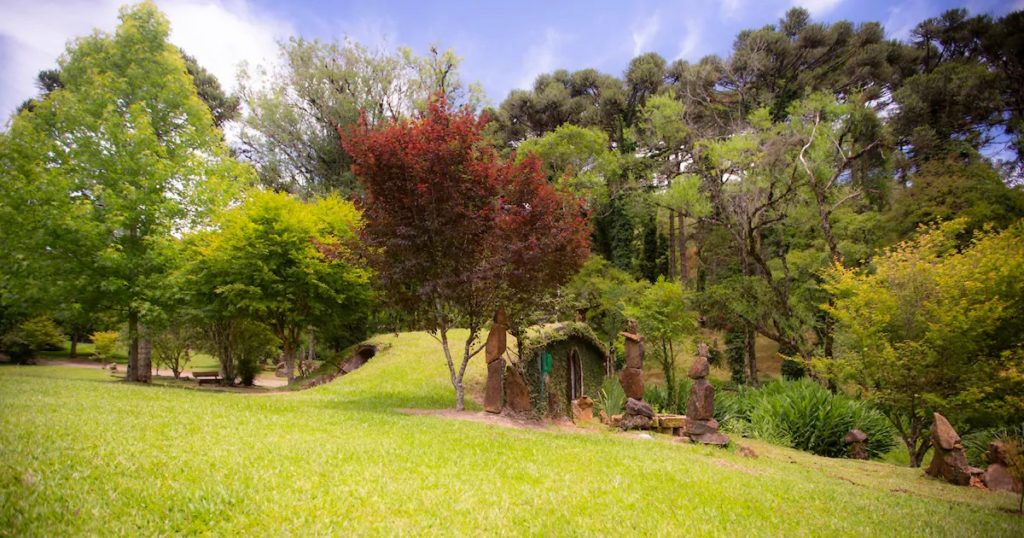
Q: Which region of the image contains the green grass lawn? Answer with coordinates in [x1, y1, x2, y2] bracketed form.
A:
[1, 331, 1021, 536]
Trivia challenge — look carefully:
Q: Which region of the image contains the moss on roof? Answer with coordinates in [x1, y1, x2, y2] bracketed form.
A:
[518, 321, 607, 358]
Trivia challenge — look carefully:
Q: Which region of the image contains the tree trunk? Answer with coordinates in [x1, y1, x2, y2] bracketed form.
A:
[438, 326, 464, 411]
[745, 325, 759, 387]
[665, 340, 676, 411]
[906, 435, 922, 468]
[823, 297, 835, 360]
[668, 210, 677, 281]
[678, 215, 689, 286]
[138, 334, 152, 383]
[69, 332, 78, 358]
[127, 311, 140, 382]
[283, 340, 295, 382]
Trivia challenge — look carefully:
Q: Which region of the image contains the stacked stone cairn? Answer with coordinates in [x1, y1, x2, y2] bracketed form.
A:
[677, 343, 729, 446]
[926, 413, 985, 487]
[617, 320, 654, 430]
[483, 308, 507, 414]
[844, 429, 869, 460]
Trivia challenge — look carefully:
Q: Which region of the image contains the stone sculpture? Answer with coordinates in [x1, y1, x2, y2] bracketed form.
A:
[483, 308, 507, 414]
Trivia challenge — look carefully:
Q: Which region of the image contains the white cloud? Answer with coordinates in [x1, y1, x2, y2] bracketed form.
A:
[721, 0, 744, 19]
[631, 12, 660, 56]
[516, 28, 564, 90]
[0, 0, 293, 121]
[884, 0, 932, 40]
[793, 0, 845, 16]
[675, 18, 704, 61]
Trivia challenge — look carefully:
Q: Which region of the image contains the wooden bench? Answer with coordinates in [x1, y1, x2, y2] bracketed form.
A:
[192, 371, 223, 385]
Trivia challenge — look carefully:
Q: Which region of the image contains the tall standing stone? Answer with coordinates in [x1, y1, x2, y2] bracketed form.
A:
[925, 413, 984, 486]
[679, 343, 728, 446]
[618, 320, 650, 430]
[619, 320, 644, 399]
[483, 308, 507, 414]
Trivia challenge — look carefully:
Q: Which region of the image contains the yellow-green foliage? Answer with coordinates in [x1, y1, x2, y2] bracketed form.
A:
[15, 317, 65, 352]
[90, 331, 120, 360]
[825, 219, 1024, 462]
[0, 331, 1022, 534]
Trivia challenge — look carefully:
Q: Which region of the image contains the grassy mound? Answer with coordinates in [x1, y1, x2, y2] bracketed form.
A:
[1, 331, 1021, 535]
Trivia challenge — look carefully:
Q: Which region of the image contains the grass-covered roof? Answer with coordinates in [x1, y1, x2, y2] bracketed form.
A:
[518, 321, 607, 358]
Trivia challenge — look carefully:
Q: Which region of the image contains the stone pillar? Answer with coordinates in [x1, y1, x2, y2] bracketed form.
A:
[618, 319, 644, 400]
[679, 343, 729, 446]
[926, 413, 984, 486]
[618, 320, 651, 430]
[483, 308, 507, 414]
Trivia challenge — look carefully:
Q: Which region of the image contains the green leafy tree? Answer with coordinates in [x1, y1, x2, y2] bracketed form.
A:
[560, 256, 646, 367]
[0, 2, 248, 382]
[627, 277, 697, 407]
[238, 39, 481, 197]
[886, 158, 1024, 238]
[824, 219, 1024, 466]
[184, 190, 372, 382]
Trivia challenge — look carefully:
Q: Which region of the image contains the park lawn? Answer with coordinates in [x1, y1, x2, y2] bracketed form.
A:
[35, 340, 233, 374]
[1, 331, 1021, 536]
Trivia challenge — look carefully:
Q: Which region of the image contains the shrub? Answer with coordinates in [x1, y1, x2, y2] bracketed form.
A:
[780, 358, 806, 380]
[19, 317, 65, 351]
[1, 317, 64, 363]
[237, 354, 260, 386]
[674, 378, 693, 415]
[151, 326, 192, 379]
[962, 423, 1024, 467]
[644, 384, 667, 413]
[597, 376, 625, 417]
[0, 333, 33, 363]
[91, 331, 121, 360]
[716, 379, 896, 458]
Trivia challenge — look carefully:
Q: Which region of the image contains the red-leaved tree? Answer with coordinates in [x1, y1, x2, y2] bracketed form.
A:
[343, 98, 589, 410]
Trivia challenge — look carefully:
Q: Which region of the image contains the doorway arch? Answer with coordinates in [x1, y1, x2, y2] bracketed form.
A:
[567, 347, 583, 403]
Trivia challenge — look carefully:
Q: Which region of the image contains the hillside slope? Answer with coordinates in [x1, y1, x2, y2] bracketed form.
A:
[0, 331, 1020, 536]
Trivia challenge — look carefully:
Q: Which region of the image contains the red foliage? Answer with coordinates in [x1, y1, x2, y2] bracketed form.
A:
[342, 98, 589, 330]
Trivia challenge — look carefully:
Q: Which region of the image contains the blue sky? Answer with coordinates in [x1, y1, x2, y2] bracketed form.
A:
[1, 0, 1022, 118]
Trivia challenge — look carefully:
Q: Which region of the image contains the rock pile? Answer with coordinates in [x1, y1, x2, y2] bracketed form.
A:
[678, 343, 729, 446]
[572, 395, 594, 423]
[983, 440, 1022, 493]
[483, 308, 507, 414]
[844, 429, 869, 460]
[926, 413, 985, 487]
[618, 320, 650, 430]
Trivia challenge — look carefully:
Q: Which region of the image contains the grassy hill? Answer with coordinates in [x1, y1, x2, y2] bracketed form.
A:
[1, 331, 1021, 535]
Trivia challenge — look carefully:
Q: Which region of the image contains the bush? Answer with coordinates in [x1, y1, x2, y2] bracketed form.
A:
[780, 358, 806, 380]
[19, 317, 65, 351]
[151, 326, 192, 379]
[237, 354, 260, 386]
[716, 379, 897, 458]
[962, 423, 1024, 467]
[0, 317, 65, 363]
[0, 333, 33, 363]
[597, 376, 625, 417]
[644, 384, 667, 413]
[674, 378, 693, 415]
[91, 331, 121, 360]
